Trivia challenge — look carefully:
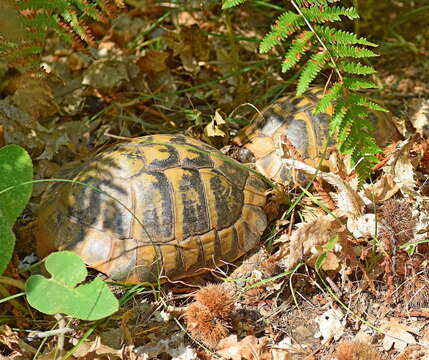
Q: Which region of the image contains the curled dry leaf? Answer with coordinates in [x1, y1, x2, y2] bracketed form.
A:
[334, 341, 384, 360]
[314, 308, 344, 345]
[135, 332, 198, 360]
[385, 139, 417, 193]
[280, 214, 345, 271]
[137, 50, 169, 73]
[409, 99, 429, 137]
[12, 76, 59, 122]
[163, 25, 210, 73]
[380, 319, 416, 352]
[216, 335, 268, 360]
[281, 158, 365, 219]
[361, 173, 399, 204]
[70, 336, 122, 359]
[82, 58, 140, 90]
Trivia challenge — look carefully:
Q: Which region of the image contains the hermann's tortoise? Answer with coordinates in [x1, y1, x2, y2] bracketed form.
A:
[36, 134, 268, 283]
[233, 87, 399, 183]
[36, 88, 398, 283]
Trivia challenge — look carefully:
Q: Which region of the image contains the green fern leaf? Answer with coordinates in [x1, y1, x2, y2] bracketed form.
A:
[330, 44, 377, 58]
[72, 0, 101, 21]
[295, 0, 339, 6]
[348, 93, 388, 112]
[222, 0, 248, 9]
[302, 6, 359, 23]
[329, 102, 347, 136]
[260, 11, 304, 53]
[315, 26, 377, 46]
[297, 52, 328, 95]
[313, 82, 343, 114]
[282, 31, 314, 72]
[344, 77, 379, 90]
[339, 61, 376, 75]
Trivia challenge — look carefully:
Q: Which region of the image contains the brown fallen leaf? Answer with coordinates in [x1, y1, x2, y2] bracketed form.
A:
[216, 335, 269, 360]
[137, 50, 169, 73]
[380, 319, 416, 351]
[280, 214, 345, 271]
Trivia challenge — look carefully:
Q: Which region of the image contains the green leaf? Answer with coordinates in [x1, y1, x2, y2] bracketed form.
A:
[329, 102, 347, 135]
[339, 61, 376, 75]
[0, 145, 33, 227]
[313, 82, 343, 114]
[26, 251, 119, 320]
[281, 31, 314, 72]
[297, 51, 327, 96]
[315, 252, 327, 272]
[315, 26, 377, 46]
[0, 144, 32, 276]
[0, 216, 15, 276]
[329, 44, 378, 58]
[302, 6, 359, 23]
[222, 0, 248, 9]
[343, 77, 380, 90]
[348, 93, 388, 112]
[259, 11, 304, 53]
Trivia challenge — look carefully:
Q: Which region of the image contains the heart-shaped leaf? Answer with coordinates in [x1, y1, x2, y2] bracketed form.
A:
[0, 144, 33, 275]
[26, 252, 119, 320]
[0, 216, 16, 276]
[0, 144, 33, 227]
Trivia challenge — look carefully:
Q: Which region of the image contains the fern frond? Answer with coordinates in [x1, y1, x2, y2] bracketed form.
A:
[295, 0, 340, 6]
[313, 82, 343, 114]
[1, 0, 121, 70]
[343, 125, 380, 181]
[348, 93, 388, 112]
[329, 44, 377, 58]
[343, 77, 379, 90]
[329, 102, 347, 136]
[222, 0, 248, 10]
[244, 0, 386, 182]
[315, 26, 376, 46]
[297, 51, 328, 95]
[282, 31, 314, 72]
[260, 11, 304, 53]
[339, 61, 376, 75]
[301, 6, 359, 23]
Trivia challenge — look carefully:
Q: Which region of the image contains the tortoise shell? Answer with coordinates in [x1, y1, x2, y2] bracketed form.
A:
[36, 134, 267, 283]
[233, 87, 399, 183]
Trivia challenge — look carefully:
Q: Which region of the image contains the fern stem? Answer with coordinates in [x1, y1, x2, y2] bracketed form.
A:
[290, 0, 343, 84]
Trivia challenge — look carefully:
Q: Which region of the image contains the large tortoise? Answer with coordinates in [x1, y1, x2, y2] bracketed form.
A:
[36, 88, 398, 283]
[36, 134, 268, 283]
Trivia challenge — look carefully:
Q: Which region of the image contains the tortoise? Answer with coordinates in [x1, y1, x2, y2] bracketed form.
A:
[233, 87, 399, 183]
[36, 88, 399, 283]
[36, 134, 268, 283]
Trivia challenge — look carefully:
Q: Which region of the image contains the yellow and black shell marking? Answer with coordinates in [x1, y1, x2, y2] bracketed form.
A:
[234, 87, 398, 183]
[36, 134, 268, 283]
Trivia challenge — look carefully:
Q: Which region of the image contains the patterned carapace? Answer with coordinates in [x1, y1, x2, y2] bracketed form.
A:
[37, 134, 267, 283]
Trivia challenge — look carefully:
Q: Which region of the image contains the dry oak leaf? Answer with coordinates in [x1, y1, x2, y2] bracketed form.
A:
[380, 319, 416, 352]
[281, 214, 345, 271]
[216, 335, 268, 360]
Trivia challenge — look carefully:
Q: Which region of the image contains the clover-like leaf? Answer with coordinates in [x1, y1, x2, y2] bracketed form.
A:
[0, 144, 33, 227]
[0, 144, 33, 275]
[0, 216, 15, 276]
[26, 251, 119, 320]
